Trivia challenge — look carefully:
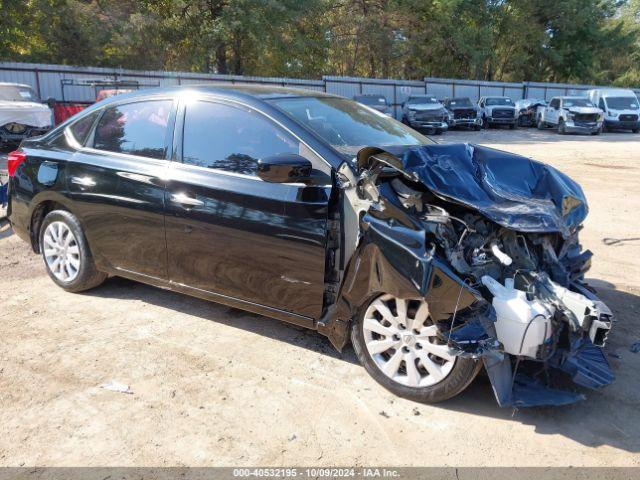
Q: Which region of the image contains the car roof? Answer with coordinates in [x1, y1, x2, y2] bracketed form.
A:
[99, 84, 337, 103]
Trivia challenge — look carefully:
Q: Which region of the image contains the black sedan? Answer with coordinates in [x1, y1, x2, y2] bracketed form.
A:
[7, 86, 614, 407]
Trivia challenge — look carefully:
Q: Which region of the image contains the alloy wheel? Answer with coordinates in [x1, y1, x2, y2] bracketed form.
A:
[43, 221, 81, 282]
[362, 294, 455, 388]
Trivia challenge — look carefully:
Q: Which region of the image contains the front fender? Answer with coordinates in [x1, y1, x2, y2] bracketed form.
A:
[320, 204, 483, 350]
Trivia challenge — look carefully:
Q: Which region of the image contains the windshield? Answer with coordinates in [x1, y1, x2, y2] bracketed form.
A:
[605, 96, 639, 110]
[407, 96, 438, 106]
[0, 85, 40, 102]
[447, 98, 473, 107]
[270, 96, 431, 156]
[485, 97, 513, 106]
[354, 96, 387, 107]
[563, 98, 594, 108]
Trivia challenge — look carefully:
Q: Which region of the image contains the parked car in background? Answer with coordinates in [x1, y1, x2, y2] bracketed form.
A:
[515, 98, 547, 127]
[6, 85, 615, 408]
[537, 96, 603, 135]
[0, 83, 53, 149]
[477, 96, 517, 129]
[401, 95, 448, 134]
[353, 94, 392, 116]
[442, 97, 481, 130]
[587, 89, 640, 133]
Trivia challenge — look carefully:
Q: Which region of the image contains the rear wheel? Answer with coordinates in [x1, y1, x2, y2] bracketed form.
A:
[40, 210, 107, 292]
[537, 119, 545, 130]
[633, 128, 639, 134]
[351, 293, 481, 403]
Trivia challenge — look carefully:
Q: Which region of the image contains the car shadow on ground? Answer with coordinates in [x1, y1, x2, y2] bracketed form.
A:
[85, 275, 640, 454]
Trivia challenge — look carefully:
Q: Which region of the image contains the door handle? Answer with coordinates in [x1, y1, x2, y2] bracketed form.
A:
[170, 193, 204, 207]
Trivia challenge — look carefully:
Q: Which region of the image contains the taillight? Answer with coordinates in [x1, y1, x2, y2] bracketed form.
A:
[7, 150, 27, 177]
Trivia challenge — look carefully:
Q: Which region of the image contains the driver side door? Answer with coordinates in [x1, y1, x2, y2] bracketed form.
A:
[164, 99, 333, 321]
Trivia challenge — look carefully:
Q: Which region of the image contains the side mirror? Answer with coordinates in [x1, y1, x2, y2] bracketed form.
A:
[257, 153, 312, 184]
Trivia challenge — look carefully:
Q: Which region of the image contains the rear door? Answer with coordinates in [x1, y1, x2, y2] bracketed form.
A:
[67, 98, 176, 279]
[164, 99, 332, 319]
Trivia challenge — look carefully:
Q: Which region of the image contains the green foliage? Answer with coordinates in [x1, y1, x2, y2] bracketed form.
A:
[0, 0, 638, 86]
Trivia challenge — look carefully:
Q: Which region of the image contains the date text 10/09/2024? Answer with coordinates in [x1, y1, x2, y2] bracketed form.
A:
[232, 468, 401, 478]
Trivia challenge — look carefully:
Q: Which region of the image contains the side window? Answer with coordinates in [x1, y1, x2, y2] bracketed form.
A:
[69, 111, 99, 145]
[549, 99, 559, 109]
[182, 101, 300, 176]
[599, 98, 606, 110]
[92, 100, 172, 160]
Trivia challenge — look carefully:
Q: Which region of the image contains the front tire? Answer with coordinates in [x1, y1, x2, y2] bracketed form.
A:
[40, 210, 107, 292]
[351, 294, 481, 403]
[558, 119, 566, 135]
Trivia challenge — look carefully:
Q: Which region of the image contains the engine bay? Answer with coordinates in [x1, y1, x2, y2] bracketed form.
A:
[333, 143, 617, 407]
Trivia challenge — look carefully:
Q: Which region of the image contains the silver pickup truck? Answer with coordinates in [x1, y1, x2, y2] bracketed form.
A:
[537, 96, 603, 135]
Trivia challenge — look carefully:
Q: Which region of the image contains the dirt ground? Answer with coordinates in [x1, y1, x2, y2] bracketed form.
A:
[1, 128, 639, 467]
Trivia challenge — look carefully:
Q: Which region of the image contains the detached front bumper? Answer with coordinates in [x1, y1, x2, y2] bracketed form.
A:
[564, 120, 602, 134]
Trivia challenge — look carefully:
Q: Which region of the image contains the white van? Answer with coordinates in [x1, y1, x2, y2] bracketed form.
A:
[587, 88, 640, 133]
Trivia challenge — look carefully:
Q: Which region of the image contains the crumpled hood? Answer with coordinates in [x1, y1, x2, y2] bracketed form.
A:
[0, 101, 52, 128]
[382, 143, 588, 236]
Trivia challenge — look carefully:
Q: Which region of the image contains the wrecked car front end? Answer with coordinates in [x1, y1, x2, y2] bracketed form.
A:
[330, 143, 614, 407]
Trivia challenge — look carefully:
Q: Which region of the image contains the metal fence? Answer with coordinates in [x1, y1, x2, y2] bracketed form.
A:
[1, 61, 639, 120]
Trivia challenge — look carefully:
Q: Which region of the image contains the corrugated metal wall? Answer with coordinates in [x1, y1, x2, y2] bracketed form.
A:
[1, 61, 638, 120]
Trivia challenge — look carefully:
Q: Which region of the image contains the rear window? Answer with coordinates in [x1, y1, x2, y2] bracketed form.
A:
[92, 100, 172, 159]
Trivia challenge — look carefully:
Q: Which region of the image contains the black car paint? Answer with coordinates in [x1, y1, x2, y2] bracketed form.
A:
[9, 86, 345, 331]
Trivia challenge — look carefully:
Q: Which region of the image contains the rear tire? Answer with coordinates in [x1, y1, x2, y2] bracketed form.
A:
[351, 293, 481, 403]
[558, 119, 566, 135]
[39, 210, 107, 293]
[633, 128, 639, 134]
[537, 119, 545, 130]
